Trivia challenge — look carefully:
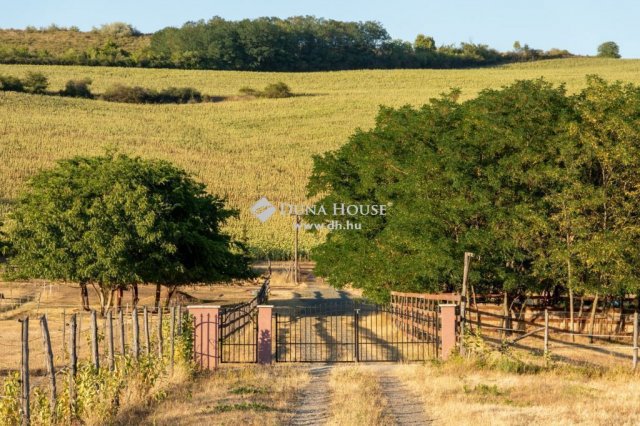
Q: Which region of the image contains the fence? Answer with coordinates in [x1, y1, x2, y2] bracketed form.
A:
[2, 305, 187, 425]
[190, 278, 270, 368]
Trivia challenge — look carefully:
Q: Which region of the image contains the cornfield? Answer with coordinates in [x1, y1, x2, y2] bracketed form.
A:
[1, 58, 640, 257]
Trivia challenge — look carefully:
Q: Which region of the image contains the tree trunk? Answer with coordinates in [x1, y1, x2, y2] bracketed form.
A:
[131, 283, 139, 308]
[116, 288, 123, 312]
[154, 283, 162, 310]
[569, 286, 575, 342]
[163, 285, 178, 307]
[80, 283, 90, 311]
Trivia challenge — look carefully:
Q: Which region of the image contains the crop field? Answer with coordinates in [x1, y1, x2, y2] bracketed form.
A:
[2, 58, 640, 257]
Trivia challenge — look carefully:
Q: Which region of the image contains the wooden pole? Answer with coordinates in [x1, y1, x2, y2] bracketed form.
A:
[544, 309, 550, 357]
[177, 305, 182, 335]
[633, 311, 638, 370]
[69, 314, 77, 415]
[39, 316, 56, 415]
[107, 312, 115, 371]
[20, 317, 30, 426]
[459, 252, 473, 353]
[118, 309, 125, 354]
[157, 308, 164, 359]
[62, 309, 66, 362]
[143, 306, 150, 356]
[170, 306, 176, 373]
[589, 293, 599, 344]
[132, 307, 139, 360]
[294, 215, 300, 285]
[90, 310, 99, 370]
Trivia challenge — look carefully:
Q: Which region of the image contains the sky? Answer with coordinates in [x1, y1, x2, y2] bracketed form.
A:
[1, 0, 638, 58]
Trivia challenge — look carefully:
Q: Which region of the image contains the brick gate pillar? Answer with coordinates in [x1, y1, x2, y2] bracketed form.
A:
[257, 305, 273, 364]
[439, 304, 457, 360]
[187, 305, 220, 370]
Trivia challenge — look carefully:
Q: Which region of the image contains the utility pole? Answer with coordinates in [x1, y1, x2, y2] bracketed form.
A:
[293, 214, 300, 285]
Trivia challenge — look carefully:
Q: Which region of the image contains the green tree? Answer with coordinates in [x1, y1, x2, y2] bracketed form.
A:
[414, 34, 436, 51]
[597, 41, 621, 58]
[307, 77, 640, 304]
[4, 153, 251, 313]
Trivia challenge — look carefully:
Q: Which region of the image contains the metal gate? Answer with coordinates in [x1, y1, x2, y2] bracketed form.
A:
[274, 302, 439, 362]
[219, 279, 269, 363]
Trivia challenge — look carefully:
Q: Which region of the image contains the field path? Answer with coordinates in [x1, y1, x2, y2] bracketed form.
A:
[289, 365, 333, 425]
[376, 365, 431, 425]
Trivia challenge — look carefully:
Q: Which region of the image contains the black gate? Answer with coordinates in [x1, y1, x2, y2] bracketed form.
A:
[274, 302, 439, 362]
[219, 279, 269, 363]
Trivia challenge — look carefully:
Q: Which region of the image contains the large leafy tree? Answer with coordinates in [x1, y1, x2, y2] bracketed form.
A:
[597, 41, 621, 59]
[308, 77, 640, 304]
[4, 153, 251, 313]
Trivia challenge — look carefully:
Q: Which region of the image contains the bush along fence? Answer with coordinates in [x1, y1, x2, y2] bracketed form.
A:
[0, 305, 193, 426]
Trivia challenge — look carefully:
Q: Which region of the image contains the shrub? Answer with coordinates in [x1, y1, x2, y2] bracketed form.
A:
[23, 71, 49, 94]
[0, 75, 24, 92]
[261, 82, 292, 98]
[61, 78, 93, 98]
[101, 84, 154, 103]
[97, 22, 142, 37]
[157, 86, 202, 103]
[238, 82, 292, 99]
[102, 84, 203, 104]
[239, 86, 259, 96]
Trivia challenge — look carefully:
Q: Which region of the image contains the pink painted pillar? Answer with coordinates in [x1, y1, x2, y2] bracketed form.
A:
[257, 305, 273, 364]
[187, 305, 220, 370]
[439, 304, 457, 360]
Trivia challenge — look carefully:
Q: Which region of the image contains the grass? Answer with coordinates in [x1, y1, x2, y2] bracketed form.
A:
[396, 353, 640, 425]
[137, 366, 309, 425]
[2, 59, 640, 257]
[327, 366, 394, 426]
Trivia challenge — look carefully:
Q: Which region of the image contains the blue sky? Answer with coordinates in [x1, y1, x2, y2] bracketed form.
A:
[2, 0, 638, 57]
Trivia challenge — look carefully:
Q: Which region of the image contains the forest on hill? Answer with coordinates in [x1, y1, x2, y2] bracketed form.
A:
[0, 17, 573, 71]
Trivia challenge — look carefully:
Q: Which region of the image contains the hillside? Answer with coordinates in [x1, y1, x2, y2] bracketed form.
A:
[1, 58, 640, 257]
[0, 28, 150, 55]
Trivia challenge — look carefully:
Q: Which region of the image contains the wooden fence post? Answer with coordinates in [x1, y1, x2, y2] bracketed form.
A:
[107, 311, 115, 370]
[177, 305, 182, 335]
[132, 307, 139, 360]
[20, 317, 30, 426]
[40, 316, 56, 416]
[170, 306, 176, 372]
[118, 310, 125, 355]
[633, 311, 638, 370]
[91, 310, 99, 370]
[143, 306, 150, 356]
[157, 308, 164, 359]
[544, 309, 550, 358]
[69, 314, 77, 415]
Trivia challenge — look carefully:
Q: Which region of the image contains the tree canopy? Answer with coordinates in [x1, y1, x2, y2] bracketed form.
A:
[308, 77, 640, 303]
[4, 153, 252, 312]
[597, 41, 621, 58]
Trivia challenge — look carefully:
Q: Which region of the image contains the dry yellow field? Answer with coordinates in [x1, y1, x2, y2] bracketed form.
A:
[2, 58, 640, 257]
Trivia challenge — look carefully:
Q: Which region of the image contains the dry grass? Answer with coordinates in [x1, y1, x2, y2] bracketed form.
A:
[2, 59, 640, 256]
[137, 365, 309, 426]
[396, 356, 640, 426]
[326, 365, 393, 426]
